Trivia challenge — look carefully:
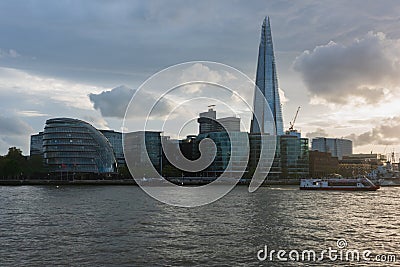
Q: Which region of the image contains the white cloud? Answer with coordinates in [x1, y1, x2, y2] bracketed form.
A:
[0, 67, 106, 110]
[279, 88, 289, 105]
[83, 115, 110, 130]
[306, 127, 329, 139]
[17, 110, 49, 117]
[293, 32, 400, 105]
[345, 116, 400, 147]
[177, 63, 224, 93]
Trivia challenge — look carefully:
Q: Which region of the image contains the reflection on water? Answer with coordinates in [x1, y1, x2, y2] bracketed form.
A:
[0, 186, 399, 266]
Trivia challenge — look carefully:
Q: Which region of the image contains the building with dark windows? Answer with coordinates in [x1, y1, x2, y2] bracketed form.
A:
[123, 131, 162, 177]
[309, 151, 339, 178]
[100, 130, 125, 166]
[30, 132, 44, 156]
[198, 106, 241, 134]
[42, 118, 117, 174]
[250, 16, 284, 135]
[198, 107, 217, 134]
[248, 133, 281, 180]
[279, 132, 309, 178]
[179, 135, 198, 161]
[194, 131, 249, 178]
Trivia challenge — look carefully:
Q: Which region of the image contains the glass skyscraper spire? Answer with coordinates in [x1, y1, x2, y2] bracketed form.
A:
[251, 16, 284, 135]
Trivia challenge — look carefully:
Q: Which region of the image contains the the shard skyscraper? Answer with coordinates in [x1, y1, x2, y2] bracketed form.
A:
[250, 16, 284, 135]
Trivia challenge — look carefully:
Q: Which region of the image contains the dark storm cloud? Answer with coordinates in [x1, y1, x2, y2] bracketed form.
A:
[345, 117, 400, 146]
[1, 0, 399, 87]
[0, 0, 275, 85]
[89, 85, 174, 118]
[293, 32, 400, 105]
[89, 86, 134, 118]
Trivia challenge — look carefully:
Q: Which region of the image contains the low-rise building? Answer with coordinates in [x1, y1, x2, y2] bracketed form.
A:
[309, 151, 339, 178]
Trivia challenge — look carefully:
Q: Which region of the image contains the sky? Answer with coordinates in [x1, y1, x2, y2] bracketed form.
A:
[0, 0, 400, 157]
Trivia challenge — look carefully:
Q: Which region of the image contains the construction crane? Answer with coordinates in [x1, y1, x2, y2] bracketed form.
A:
[289, 106, 301, 131]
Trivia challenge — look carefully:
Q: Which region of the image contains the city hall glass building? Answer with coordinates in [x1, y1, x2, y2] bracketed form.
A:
[43, 118, 117, 174]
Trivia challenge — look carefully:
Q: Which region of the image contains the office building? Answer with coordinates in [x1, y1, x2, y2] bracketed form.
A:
[250, 16, 284, 135]
[309, 151, 339, 178]
[100, 130, 125, 166]
[248, 133, 281, 180]
[217, 117, 240, 132]
[194, 131, 249, 178]
[311, 137, 352, 160]
[30, 132, 44, 156]
[279, 133, 309, 178]
[123, 131, 162, 177]
[198, 107, 217, 134]
[198, 107, 241, 134]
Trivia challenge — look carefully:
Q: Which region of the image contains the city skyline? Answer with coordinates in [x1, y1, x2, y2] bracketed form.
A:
[1, 1, 400, 155]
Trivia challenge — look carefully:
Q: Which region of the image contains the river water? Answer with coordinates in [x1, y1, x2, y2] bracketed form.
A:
[0, 185, 399, 266]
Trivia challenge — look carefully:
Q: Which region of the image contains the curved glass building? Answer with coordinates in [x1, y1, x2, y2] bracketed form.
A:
[43, 118, 117, 174]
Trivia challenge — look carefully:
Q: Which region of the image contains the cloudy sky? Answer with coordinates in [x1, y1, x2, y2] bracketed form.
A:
[1, 0, 400, 156]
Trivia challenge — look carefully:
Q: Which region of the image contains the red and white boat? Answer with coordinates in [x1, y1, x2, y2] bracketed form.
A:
[300, 177, 380, 191]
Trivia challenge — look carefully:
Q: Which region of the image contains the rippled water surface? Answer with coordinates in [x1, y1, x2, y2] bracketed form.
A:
[0, 185, 399, 266]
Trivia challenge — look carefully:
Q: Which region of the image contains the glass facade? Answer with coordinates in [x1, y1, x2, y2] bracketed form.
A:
[194, 132, 249, 178]
[123, 131, 162, 177]
[250, 16, 284, 135]
[43, 118, 117, 174]
[198, 108, 241, 134]
[248, 133, 281, 180]
[198, 108, 217, 134]
[100, 130, 125, 166]
[30, 132, 44, 156]
[279, 135, 309, 178]
[311, 138, 353, 160]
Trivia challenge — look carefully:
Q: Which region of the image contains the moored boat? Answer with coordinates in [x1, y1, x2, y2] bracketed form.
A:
[300, 177, 380, 191]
